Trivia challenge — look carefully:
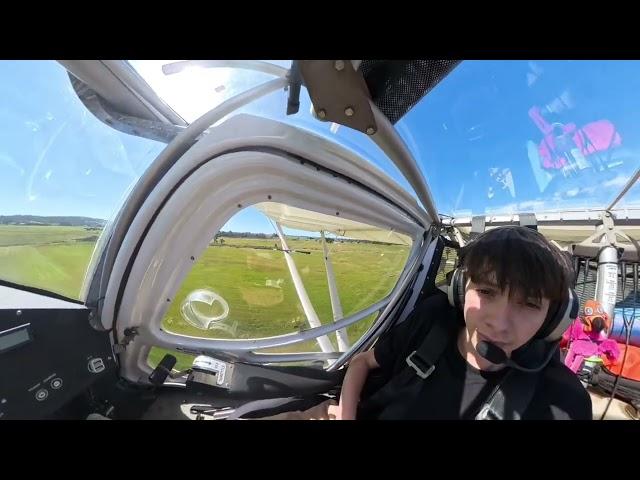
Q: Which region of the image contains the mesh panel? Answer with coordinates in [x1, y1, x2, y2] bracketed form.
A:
[617, 264, 640, 308]
[360, 60, 461, 124]
[574, 258, 598, 304]
[574, 258, 640, 307]
[435, 246, 459, 287]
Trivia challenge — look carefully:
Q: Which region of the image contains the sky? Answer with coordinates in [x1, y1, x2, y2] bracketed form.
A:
[399, 60, 640, 216]
[2, 60, 640, 235]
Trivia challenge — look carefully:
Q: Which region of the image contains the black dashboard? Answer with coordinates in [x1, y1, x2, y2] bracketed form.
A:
[0, 286, 116, 420]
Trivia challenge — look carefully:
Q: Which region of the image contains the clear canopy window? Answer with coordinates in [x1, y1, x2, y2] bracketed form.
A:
[0, 61, 165, 298]
[398, 60, 640, 216]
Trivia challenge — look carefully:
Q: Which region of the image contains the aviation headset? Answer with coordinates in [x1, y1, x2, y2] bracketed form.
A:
[446, 226, 580, 342]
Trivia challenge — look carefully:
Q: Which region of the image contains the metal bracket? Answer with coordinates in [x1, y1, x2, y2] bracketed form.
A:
[112, 327, 139, 354]
[286, 61, 303, 115]
[602, 211, 617, 246]
[518, 213, 537, 231]
[188, 355, 235, 390]
[571, 211, 640, 261]
[189, 405, 235, 420]
[298, 60, 377, 135]
[469, 215, 486, 240]
[579, 211, 633, 248]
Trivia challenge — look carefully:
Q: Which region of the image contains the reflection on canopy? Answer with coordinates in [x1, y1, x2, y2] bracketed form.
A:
[255, 202, 412, 246]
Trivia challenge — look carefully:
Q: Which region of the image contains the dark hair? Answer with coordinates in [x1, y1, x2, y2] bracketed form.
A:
[459, 226, 573, 303]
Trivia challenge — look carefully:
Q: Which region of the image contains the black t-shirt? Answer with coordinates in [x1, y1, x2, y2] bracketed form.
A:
[357, 292, 592, 420]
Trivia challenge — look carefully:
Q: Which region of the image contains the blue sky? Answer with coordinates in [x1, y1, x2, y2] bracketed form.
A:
[0, 61, 166, 221]
[400, 60, 640, 216]
[2, 60, 640, 234]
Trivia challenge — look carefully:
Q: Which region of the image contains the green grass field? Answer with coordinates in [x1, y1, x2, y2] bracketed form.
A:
[0, 226, 98, 298]
[0, 226, 410, 370]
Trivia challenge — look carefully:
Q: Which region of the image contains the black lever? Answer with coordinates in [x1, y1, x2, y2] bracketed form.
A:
[148, 354, 177, 386]
[286, 61, 302, 115]
[189, 405, 235, 420]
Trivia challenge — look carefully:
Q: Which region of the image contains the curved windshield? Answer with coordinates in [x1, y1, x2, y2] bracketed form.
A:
[0, 61, 165, 299]
[127, 60, 417, 198]
[400, 60, 640, 216]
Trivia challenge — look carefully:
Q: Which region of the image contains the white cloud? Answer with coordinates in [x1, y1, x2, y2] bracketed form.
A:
[25, 121, 40, 132]
[485, 199, 551, 214]
[603, 175, 629, 188]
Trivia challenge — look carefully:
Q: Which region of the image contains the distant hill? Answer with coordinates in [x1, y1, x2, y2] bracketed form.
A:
[0, 215, 107, 228]
[217, 230, 279, 239]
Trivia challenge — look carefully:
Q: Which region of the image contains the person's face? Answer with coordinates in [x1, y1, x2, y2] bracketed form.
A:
[461, 275, 550, 370]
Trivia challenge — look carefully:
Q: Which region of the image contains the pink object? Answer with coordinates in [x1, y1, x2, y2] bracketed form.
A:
[528, 106, 622, 170]
[562, 318, 621, 373]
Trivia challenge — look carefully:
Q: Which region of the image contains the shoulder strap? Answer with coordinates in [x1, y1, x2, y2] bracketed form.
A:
[405, 315, 453, 379]
[359, 315, 456, 416]
[409, 317, 540, 421]
[475, 369, 540, 420]
[366, 311, 541, 420]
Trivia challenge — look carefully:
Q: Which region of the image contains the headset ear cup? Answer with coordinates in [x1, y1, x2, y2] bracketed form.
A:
[544, 288, 579, 342]
[447, 269, 457, 308]
[448, 268, 465, 311]
[457, 271, 465, 311]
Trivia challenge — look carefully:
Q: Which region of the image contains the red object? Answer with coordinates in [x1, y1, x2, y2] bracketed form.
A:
[604, 344, 640, 382]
